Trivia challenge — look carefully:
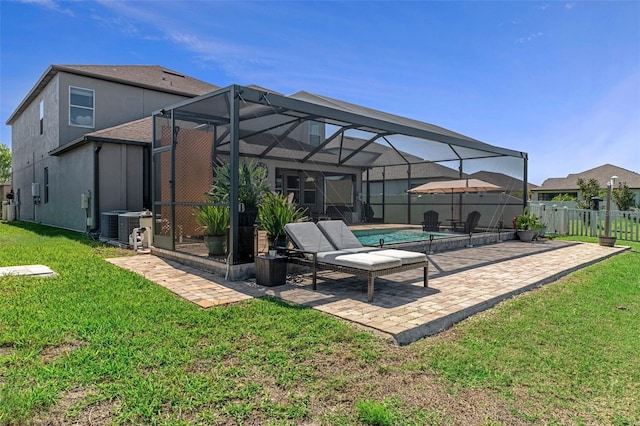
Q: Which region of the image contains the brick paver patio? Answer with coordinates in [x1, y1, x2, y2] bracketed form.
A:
[107, 240, 627, 344]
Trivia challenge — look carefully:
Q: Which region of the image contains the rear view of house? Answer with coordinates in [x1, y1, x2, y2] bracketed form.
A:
[6, 65, 217, 232]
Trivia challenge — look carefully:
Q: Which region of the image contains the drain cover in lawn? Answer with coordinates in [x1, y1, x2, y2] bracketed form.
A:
[0, 265, 56, 277]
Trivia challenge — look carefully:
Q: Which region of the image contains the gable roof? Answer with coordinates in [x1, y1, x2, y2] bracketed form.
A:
[7, 65, 219, 125]
[533, 164, 640, 191]
[467, 170, 537, 192]
[287, 90, 523, 159]
[49, 117, 152, 156]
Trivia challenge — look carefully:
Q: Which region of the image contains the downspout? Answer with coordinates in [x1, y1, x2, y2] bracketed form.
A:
[522, 152, 528, 212]
[89, 142, 102, 233]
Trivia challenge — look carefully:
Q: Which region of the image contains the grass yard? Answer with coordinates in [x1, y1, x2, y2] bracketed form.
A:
[1, 222, 638, 425]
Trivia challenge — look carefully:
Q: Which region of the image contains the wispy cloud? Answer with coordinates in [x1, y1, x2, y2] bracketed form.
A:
[538, 4, 550, 11]
[516, 32, 544, 44]
[18, 0, 74, 16]
[565, 2, 576, 11]
[89, 13, 139, 37]
[92, 1, 282, 79]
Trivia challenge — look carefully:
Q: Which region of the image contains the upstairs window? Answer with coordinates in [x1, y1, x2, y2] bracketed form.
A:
[39, 100, 44, 135]
[309, 121, 321, 146]
[69, 86, 94, 128]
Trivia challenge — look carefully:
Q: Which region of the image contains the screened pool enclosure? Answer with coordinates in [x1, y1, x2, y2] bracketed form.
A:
[152, 85, 528, 265]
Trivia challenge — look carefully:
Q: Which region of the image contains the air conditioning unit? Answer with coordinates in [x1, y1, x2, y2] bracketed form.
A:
[101, 211, 127, 240]
[118, 212, 142, 243]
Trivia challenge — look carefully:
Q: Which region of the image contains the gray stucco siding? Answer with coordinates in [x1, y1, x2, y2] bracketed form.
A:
[57, 72, 194, 147]
[99, 143, 144, 214]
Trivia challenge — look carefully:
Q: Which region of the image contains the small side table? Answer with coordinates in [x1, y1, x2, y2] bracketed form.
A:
[255, 255, 288, 286]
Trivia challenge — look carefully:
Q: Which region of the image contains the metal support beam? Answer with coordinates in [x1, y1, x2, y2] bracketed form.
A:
[522, 152, 528, 212]
[241, 117, 301, 140]
[169, 110, 177, 250]
[407, 163, 412, 224]
[258, 119, 304, 158]
[301, 124, 357, 163]
[382, 166, 386, 222]
[382, 136, 411, 165]
[338, 132, 393, 166]
[229, 86, 240, 264]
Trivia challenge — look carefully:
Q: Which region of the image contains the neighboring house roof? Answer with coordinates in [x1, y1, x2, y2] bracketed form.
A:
[367, 166, 536, 194]
[533, 164, 640, 191]
[49, 117, 152, 156]
[467, 171, 537, 192]
[367, 161, 461, 181]
[6, 65, 219, 125]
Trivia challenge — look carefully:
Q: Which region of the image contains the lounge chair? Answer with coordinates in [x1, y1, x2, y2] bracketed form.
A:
[453, 211, 481, 233]
[284, 221, 429, 302]
[421, 210, 441, 232]
[316, 220, 427, 264]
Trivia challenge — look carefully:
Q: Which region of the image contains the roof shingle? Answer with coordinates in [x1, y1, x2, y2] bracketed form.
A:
[534, 164, 640, 191]
[7, 65, 218, 124]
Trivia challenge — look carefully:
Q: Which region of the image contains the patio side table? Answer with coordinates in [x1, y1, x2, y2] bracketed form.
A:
[255, 255, 288, 287]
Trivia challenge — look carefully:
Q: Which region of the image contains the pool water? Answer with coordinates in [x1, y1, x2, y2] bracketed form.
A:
[353, 228, 450, 246]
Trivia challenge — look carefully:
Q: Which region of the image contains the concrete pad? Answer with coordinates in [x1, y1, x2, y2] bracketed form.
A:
[0, 264, 56, 277]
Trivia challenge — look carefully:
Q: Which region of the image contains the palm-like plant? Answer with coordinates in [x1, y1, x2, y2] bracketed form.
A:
[207, 162, 268, 208]
[258, 192, 307, 247]
[194, 205, 230, 236]
[207, 161, 269, 226]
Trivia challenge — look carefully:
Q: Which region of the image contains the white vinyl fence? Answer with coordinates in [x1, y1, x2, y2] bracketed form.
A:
[529, 203, 640, 242]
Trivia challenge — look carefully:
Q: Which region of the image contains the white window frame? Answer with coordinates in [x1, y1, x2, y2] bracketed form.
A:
[309, 121, 321, 146]
[69, 86, 95, 128]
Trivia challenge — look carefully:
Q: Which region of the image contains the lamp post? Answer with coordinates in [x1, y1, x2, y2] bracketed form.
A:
[599, 175, 618, 247]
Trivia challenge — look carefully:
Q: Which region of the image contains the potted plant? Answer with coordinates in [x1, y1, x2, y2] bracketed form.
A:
[258, 191, 307, 251]
[195, 204, 230, 256]
[515, 212, 542, 242]
[207, 161, 269, 226]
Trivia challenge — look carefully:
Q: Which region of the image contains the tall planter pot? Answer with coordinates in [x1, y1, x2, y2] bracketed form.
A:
[227, 226, 257, 263]
[204, 234, 226, 256]
[239, 206, 259, 227]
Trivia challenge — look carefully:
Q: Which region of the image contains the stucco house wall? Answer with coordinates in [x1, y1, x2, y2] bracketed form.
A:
[9, 66, 212, 232]
[56, 72, 193, 147]
[9, 75, 60, 222]
[99, 143, 145, 214]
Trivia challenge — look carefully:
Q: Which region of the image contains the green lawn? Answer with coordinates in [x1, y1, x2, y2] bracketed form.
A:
[1, 222, 638, 425]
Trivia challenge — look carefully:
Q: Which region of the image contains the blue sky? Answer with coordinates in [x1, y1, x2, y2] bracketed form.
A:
[1, 0, 638, 185]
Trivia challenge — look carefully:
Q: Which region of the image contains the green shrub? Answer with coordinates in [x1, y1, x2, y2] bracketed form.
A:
[258, 192, 307, 239]
[194, 205, 229, 236]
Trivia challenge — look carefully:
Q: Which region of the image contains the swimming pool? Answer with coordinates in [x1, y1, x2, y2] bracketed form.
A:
[353, 228, 451, 246]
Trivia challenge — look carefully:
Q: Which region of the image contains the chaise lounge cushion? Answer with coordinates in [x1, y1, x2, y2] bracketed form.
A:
[319, 252, 402, 271]
[369, 249, 426, 264]
[316, 220, 362, 249]
[285, 222, 336, 256]
[317, 220, 427, 265]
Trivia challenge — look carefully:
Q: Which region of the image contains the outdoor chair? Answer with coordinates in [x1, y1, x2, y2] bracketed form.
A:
[454, 211, 481, 234]
[284, 221, 429, 302]
[421, 210, 441, 232]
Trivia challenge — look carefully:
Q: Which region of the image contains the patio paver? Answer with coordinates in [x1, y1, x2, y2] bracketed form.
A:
[107, 240, 627, 344]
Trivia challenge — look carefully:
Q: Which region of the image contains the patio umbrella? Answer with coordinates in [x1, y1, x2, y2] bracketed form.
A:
[408, 178, 502, 222]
